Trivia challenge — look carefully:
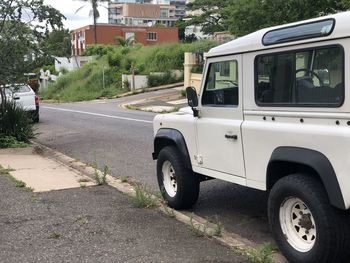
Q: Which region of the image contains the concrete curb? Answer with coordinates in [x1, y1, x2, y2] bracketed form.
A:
[31, 142, 286, 263]
[114, 82, 184, 99]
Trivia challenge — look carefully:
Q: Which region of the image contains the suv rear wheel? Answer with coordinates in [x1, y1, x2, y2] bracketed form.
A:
[157, 146, 199, 209]
[268, 174, 350, 263]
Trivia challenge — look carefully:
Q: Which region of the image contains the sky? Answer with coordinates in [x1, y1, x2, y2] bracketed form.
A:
[43, 0, 109, 30]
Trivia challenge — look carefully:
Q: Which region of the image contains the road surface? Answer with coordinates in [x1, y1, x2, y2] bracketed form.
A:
[36, 90, 272, 244]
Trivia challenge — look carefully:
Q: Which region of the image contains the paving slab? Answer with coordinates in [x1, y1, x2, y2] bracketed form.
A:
[0, 147, 95, 192]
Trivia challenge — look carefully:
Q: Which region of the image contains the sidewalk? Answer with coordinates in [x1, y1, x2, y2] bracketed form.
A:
[0, 146, 251, 262]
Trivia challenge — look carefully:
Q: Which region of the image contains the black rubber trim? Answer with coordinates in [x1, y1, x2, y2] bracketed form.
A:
[152, 128, 192, 169]
[268, 146, 345, 210]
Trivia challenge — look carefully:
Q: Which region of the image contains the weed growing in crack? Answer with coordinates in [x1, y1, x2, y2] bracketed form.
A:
[131, 184, 157, 208]
[93, 163, 108, 185]
[188, 215, 223, 238]
[244, 242, 277, 263]
[75, 215, 89, 225]
[163, 205, 176, 218]
[119, 176, 129, 183]
[50, 231, 61, 239]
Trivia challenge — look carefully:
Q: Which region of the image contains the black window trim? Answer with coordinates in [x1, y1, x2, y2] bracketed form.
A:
[201, 59, 239, 108]
[254, 44, 345, 108]
[262, 18, 336, 46]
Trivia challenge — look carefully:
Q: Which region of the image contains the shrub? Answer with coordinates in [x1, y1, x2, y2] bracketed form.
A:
[148, 72, 181, 87]
[0, 102, 35, 144]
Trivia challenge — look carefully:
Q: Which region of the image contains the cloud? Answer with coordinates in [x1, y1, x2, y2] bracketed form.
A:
[43, 0, 108, 30]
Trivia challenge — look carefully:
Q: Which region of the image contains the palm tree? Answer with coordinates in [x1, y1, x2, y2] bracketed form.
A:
[75, 0, 109, 44]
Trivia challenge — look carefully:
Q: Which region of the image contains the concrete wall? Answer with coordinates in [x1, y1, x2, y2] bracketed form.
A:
[184, 52, 203, 93]
[122, 74, 148, 90]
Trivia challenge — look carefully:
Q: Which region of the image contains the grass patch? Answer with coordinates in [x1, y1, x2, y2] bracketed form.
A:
[0, 165, 34, 191]
[244, 242, 278, 263]
[131, 184, 158, 208]
[163, 205, 176, 218]
[41, 40, 218, 102]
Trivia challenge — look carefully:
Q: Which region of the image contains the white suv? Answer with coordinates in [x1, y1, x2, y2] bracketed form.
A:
[153, 12, 350, 263]
[5, 84, 39, 122]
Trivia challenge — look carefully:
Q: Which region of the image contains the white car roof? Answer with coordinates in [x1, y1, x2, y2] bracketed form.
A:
[207, 11, 350, 58]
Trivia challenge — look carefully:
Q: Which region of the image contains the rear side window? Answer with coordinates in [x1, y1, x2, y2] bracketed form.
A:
[255, 45, 344, 107]
[263, 19, 335, 46]
[202, 60, 239, 107]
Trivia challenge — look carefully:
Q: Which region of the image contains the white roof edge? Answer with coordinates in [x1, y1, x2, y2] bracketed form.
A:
[207, 11, 350, 57]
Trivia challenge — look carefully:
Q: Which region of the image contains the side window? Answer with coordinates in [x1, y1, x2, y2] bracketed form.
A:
[202, 60, 239, 106]
[255, 46, 344, 107]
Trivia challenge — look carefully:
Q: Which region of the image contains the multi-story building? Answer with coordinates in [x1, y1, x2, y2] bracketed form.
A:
[152, 0, 186, 18]
[71, 24, 179, 55]
[108, 2, 178, 27]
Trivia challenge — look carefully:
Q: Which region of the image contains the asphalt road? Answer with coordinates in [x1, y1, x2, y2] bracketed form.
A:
[36, 90, 272, 244]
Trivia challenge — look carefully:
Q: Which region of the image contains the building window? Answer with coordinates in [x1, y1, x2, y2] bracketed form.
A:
[255, 45, 344, 107]
[160, 8, 169, 18]
[147, 32, 157, 41]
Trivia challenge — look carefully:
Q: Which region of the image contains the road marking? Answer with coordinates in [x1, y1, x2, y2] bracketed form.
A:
[42, 106, 153, 124]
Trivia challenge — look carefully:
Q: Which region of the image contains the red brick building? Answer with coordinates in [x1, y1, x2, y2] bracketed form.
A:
[71, 24, 179, 55]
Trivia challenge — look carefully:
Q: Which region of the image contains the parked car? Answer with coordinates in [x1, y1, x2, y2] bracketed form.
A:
[3, 84, 39, 123]
[152, 12, 350, 263]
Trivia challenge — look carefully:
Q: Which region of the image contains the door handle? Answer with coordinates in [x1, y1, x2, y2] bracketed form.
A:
[225, 134, 238, 140]
[13, 97, 20, 100]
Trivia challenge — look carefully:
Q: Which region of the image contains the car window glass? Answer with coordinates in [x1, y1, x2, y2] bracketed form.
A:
[255, 46, 344, 107]
[202, 60, 239, 106]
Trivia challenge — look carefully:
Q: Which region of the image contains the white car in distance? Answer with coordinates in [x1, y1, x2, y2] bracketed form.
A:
[4, 84, 39, 123]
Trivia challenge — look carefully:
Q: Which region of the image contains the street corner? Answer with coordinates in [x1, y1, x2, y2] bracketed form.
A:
[0, 146, 95, 192]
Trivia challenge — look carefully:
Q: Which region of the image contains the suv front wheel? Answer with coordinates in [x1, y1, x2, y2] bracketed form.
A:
[268, 174, 350, 263]
[157, 146, 199, 209]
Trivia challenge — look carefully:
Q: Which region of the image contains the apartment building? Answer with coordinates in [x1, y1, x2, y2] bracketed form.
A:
[71, 24, 178, 55]
[108, 2, 178, 26]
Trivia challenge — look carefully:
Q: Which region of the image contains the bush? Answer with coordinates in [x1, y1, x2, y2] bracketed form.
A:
[148, 72, 181, 87]
[0, 102, 35, 144]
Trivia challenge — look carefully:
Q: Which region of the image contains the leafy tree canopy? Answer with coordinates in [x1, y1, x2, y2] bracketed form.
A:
[186, 0, 350, 36]
[0, 0, 65, 104]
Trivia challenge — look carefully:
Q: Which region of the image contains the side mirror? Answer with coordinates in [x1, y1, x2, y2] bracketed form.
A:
[186, 86, 199, 117]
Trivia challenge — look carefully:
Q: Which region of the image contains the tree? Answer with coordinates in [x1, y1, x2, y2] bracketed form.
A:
[223, 0, 350, 36]
[0, 0, 65, 107]
[186, 0, 230, 35]
[186, 0, 350, 37]
[41, 29, 72, 58]
[75, 0, 110, 44]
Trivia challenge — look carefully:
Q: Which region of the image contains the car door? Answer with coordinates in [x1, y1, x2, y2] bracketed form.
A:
[195, 55, 245, 178]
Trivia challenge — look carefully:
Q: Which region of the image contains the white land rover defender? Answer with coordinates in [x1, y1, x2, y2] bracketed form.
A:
[153, 12, 350, 263]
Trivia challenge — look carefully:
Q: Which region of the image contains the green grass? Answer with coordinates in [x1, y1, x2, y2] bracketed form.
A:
[0, 135, 29, 149]
[0, 165, 34, 191]
[41, 40, 219, 102]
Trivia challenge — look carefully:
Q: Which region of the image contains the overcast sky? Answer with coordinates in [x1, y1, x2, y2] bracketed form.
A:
[43, 0, 109, 30]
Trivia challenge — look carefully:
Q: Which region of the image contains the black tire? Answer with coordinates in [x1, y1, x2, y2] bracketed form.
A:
[157, 146, 199, 209]
[268, 174, 350, 263]
[33, 114, 39, 123]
